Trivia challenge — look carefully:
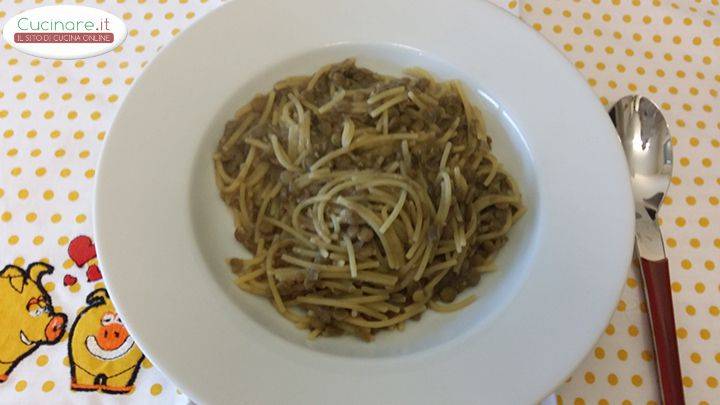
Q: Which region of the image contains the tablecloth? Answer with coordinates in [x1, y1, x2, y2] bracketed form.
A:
[0, 0, 717, 403]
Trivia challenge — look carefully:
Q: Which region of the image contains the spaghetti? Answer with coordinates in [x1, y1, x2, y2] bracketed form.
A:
[214, 59, 524, 341]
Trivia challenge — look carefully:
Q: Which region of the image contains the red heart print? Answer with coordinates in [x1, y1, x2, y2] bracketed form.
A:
[86, 265, 102, 282]
[68, 236, 96, 267]
[63, 274, 78, 286]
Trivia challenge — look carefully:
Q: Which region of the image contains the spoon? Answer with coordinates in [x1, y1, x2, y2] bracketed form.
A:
[609, 95, 684, 405]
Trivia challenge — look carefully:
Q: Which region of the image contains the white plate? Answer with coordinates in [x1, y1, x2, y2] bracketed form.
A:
[95, 0, 634, 403]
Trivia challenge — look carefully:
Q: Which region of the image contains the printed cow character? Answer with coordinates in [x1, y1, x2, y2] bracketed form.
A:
[0, 263, 67, 382]
[68, 288, 144, 393]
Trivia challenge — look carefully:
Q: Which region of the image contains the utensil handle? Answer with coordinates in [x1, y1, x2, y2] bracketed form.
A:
[639, 257, 685, 405]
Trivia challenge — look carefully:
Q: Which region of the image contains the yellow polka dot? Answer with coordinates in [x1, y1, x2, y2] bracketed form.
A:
[707, 377, 718, 388]
[710, 306, 719, 316]
[678, 327, 688, 339]
[13, 257, 25, 267]
[18, 189, 29, 199]
[617, 349, 628, 360]
[1, 211, 11, 222]
[696, 282, 706, 293]
[35, 167, 47, 177]
[76, 214, 87, 224]
[628, 325, 639, 336]
[690, 238, 701, 248]
[79, 150, 90, 159]
[51, 214, 62, 224]
[683, 376, 693, 387]
[58, 236, 69, 246]
[675, 217, 686, 226]
[631, 374, 643, 387]
[627, 278, 638, 288]
[43, 190, 54, 200]
[642, 350, 653, 361]
[15, 380, 27, 392]
[584, 372, 595, 384]
[44, 281, 55, 292]
[686, 305, 696, 315]
[608, 373, 619, 385]
[85, 169, 96, 179]
[706, 261, 716, 271]
[605, 324, 615, 335]
[142, 358, 153, 368]
[63, 259, 74, 269]
[91, 111, 101, 120]
[594, 347, 605, 359]
[8, 235, 20, 245]
[150, 383, 163, 396]
[667, 237, 677, 247]
[33, 236, 44, 246]
[10, 167, 22, 176]
[681, 259, 692, 269]
[691, 352, 702, 363]
[69, 283, 81, 293]
[617, 300, 626, 311]
[60, 168, 72, 177]
[36, 354, 49, 366]
[41, 380, 55, 392]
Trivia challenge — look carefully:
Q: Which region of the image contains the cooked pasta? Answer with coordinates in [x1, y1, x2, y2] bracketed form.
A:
[214, 59, 524, 341]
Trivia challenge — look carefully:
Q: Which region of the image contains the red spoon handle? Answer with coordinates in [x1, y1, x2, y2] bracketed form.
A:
[639, 257, 686, 405]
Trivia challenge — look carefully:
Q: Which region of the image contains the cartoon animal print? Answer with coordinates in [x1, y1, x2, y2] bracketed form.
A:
[68, 289, 144, 394]
[0, 263, 67, 382]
